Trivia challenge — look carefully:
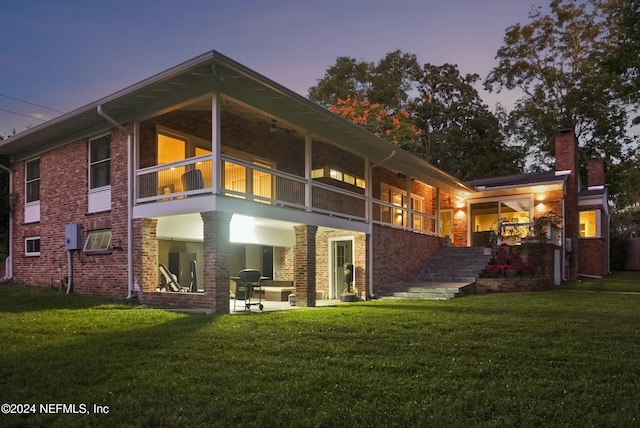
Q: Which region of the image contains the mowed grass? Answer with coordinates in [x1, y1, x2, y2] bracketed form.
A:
[1, 279, 639, 428]
[559, 270, 640, 292]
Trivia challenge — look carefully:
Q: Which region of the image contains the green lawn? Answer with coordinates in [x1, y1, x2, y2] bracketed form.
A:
[1, 279, 639, 428]
[559, 270, 640, 292]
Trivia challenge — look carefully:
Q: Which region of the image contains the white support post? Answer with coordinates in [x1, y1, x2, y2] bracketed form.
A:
[212, 92, 222, 195]
[406, 175, 412, 229]
[436, 188, 441, 237]
[364, 156, 370, 222]
[305, 132, 312, 212]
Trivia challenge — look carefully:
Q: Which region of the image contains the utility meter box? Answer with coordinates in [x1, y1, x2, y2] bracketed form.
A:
[65, 223, 83, 250]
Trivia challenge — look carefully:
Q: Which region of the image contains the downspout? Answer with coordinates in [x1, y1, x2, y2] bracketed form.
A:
[97, 105, 134, 299]
[561, 192, 567, 282]
[367, 150, 396, 298]
[0, 164, 12, 280]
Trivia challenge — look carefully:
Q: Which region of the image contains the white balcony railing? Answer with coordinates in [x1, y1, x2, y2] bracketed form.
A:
[499, 220, 562, 246]
[372, 199, 437, 235]
[135, 154, 369, 222]
[136, 155, 213, 203]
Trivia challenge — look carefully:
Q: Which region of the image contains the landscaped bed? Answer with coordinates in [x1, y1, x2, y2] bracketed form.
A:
[1, 275, 639, 427]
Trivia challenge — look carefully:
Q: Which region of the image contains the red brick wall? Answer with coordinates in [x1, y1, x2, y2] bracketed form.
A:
[440, 191, 468, 246]
[371, 224, 441, 294]
[138, 218, 158, 292]
[222, 112, 305, 177]
[294, 225, 317, 307]
[579, 238, 606, 277]
[534, 190, 563, 220]
[587, 159, 606, 187]
[312, 140, 366, 179]
[315, 230, 367, 298]
[12, 127, 131, 298]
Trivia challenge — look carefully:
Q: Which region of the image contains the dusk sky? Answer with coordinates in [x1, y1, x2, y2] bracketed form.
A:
[0, 0, 544, 137]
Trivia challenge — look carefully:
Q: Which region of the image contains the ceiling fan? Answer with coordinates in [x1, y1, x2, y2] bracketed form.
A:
[268, 119, 297, 135]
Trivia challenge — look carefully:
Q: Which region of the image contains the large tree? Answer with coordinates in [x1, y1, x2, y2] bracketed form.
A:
[309, 52, 522, 181]
[605, 0, 640, 108]
[308, 50, 420, 111]
[411, 63, 524, 180]
[485, 0, 638, 209]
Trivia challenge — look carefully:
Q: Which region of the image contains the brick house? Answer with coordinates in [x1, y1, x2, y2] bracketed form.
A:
[0, 51, 609, 312]
[459, 129, 610, 280]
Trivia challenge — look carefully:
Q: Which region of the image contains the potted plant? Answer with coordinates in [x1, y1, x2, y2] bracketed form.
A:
[497, 242, 510, 256]
[486, 264, 504, 277]
[504, 264, 520, 278]
[495, 253, 508, 265]
[520, 262, 535, 277]
[483, 243, 493, 256]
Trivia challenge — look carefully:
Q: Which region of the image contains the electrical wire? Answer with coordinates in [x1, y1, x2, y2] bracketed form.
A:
[0, 107, 47, 121]
[0, 93, 65, 113]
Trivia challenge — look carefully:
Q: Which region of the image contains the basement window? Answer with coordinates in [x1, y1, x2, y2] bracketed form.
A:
[25, 237, 40, 256]
[83, 229, 112, 253]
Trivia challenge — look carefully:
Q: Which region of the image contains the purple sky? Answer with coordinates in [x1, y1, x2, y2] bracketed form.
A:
[0, 0, 541, 136]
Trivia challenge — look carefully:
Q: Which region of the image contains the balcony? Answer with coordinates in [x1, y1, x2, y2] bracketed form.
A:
[135, 154, 368, 223]
[135, 153, 443, 234]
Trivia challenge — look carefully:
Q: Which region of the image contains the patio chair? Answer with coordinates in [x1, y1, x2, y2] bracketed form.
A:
[181, 169, 204, 191]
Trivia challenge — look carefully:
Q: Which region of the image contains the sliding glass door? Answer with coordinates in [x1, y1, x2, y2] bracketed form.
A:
[470, 198, 531, 245]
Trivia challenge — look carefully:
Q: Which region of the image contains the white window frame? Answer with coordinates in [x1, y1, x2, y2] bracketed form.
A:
[579, 210, 601, 238]
[157, 126, 211, 161]
[89, 134, 111, 191]
[25, 158, 40, 203]
[25, 236, 41, 256]
[24, 158, 41, 223]
[222, 146, 276, 199]
[83, 229, 113, 254]
[88, 134, 112, 213]
[381, 183, 408, 227]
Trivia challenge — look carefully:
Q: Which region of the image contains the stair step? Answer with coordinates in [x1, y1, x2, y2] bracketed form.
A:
[377, 246, 491, 300]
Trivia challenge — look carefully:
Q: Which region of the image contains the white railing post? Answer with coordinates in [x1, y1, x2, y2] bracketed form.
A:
[305, 132, 312, 212]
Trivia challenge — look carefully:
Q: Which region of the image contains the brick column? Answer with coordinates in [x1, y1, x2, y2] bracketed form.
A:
[201, 211, 232, 314]
[138, 218, 158, 292]
[294, 225, 317, 307]
[555, 129, 579, 281]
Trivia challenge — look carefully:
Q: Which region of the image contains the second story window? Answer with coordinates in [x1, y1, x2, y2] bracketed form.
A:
[89, 135, 111, 190]
[25, 159, 40, 203]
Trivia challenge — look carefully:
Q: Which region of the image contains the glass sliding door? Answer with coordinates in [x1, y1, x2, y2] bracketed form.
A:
[469, 198, 532, 245]
[470, 202, 498, 246]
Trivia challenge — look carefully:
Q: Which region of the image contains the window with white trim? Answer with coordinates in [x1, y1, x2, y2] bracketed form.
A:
[381, 184, 407, 226]
[580, 210, 600, 238]
[83, 229, 112, 253]
[89, 135, 111, 190]
[25, 159, 40, 203]
[25, 237, 40, 256]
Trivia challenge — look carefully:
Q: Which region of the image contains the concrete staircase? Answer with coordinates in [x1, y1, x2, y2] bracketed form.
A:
[377, 247, 491, 300]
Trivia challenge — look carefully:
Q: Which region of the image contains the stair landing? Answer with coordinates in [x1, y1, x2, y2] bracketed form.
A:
[376, 281, 476, 300]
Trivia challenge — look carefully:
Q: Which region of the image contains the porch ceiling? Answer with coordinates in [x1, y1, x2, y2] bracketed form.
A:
[0, 50, 472, 196]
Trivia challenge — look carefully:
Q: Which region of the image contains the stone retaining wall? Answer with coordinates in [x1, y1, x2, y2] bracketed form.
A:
[476, 277, 553, 293]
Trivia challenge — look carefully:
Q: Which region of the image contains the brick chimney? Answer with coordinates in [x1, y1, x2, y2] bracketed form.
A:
[555, 129, 579, 281]
[587, 159, 606, 189]
[555, 128, 579, 174]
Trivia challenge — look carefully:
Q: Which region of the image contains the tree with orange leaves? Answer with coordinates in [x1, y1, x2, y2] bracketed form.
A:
[328, 96, 422, 151]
